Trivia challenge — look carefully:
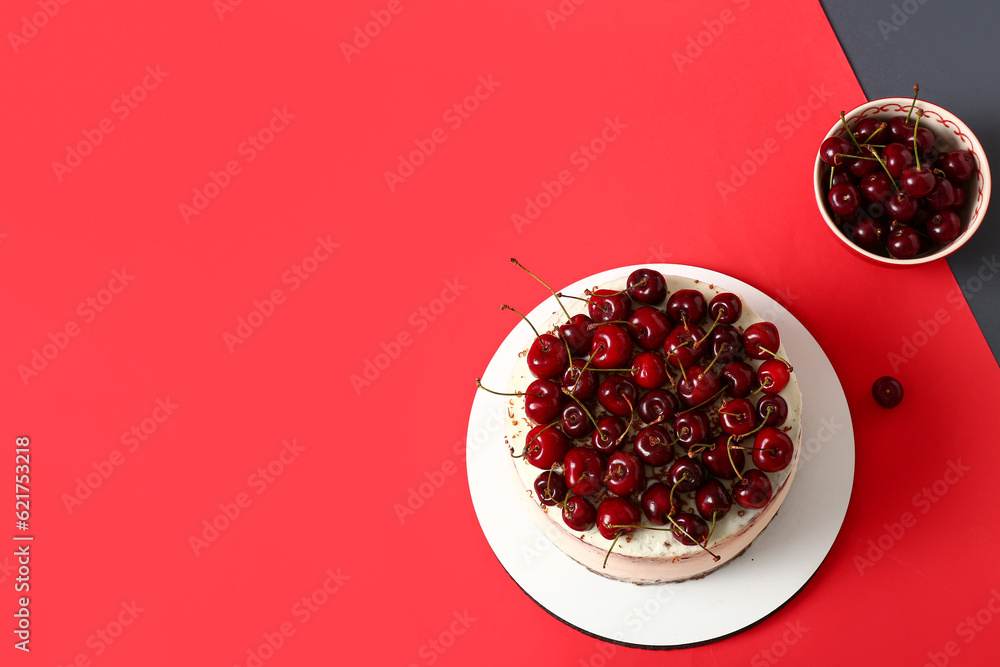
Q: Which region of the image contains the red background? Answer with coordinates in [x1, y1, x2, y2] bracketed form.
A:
[2, 0, 998, 665]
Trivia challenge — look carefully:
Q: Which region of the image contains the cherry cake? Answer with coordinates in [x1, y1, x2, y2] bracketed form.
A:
[494, 267, 801, 585]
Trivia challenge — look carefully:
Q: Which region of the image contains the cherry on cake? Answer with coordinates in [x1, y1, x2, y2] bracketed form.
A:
[477, 263, 801, 585]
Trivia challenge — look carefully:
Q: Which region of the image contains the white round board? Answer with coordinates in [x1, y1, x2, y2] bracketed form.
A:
[466, 264, 855, 648]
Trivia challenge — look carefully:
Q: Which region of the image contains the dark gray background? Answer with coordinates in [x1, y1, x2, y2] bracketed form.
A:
[820, 0, 1000, 365]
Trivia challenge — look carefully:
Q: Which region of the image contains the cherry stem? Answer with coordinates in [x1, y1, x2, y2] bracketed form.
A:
[523, 420, 561, 453]
[587, 320, 635, 332]
[726, 436, 743, 482]
[510, 257, 571, 320]
[913, 109, 924, 171]
[475, 378, 539, 398]
[734, 407, 773, 441]
[556, 292, 589, 304]
[865, 145, 901, 193]
[678, 385, 727, 415]
[840, 111, 863, 151]
[759, 346, 792, 368]
[838, 153, 876, 162]
[614, 394, 635, 449]
[702, 344, 727, 374]
[686, 442, 713, 457]
[603, 530, 623, 569]
[706, 512, 718, 544]
[665, 514, 720, 561]
[501, 304, 541, 340]
[561, 388, 600, 430]
[668, 473, 689, 514]
[863, 122, 888, 146]
[695, 311, 723, 345]
[906, 83, 920, 124]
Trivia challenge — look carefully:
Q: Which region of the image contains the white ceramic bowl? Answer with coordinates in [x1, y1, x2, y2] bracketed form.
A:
[814, 97, 991, 265]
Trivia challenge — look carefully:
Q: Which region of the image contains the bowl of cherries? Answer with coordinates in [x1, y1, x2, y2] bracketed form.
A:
[814, 86, 991, 265]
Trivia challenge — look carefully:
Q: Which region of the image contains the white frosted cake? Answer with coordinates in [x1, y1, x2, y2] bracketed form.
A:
[502, 271, 801, 584]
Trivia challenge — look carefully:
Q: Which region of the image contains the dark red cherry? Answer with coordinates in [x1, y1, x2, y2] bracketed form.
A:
[666, 457, 706, 493]
[733, 469, 772, 509]
[695, 479, 732, 521]
[757, 359, 791, 394]
[597, 497, 641, 540]
[588, 289, 631, 323]
[720, 361, 757, 398]
[563, 447, 604, 496]
[524, 379, 565, 424]
[671, 410, 710, 448]
[757, 394, 788, 427]
[670, 512, 709, 546]
[820, 136, 852, 166]
[882, 142, 915, 179]
[597, 375, 639, 417]
[528, 333, 569, 380]
[628, 306, 672, 350]
[559, 313, 594, 356]
[887, 226, 920, 259]
[884, 193, 916, 223]
[637, 389, 679, 424]
[909, 126, 935, 154]
[708, 293, 742, 325]
[590, 324, 633, 370]
[860, 172, 893, 203]
[888, 116, 916, 143]
[828, 182, 861, 216]
[851, 217, 888, 253]
[562, 496, 597, 531]
[718, 397, 758, 437]
[872, 376, 904, 408]
[561, 402, 595, 438]
[641, 482, 683, 525]
[926, 177, 956, 211]
[591, 416, 626, 454]
[627, 268, 667, 304]
[605, 451, 645, 497]
[950, 185, 966, 210]
[534, 471, 568, 506]
[562, 359, 598, 401]
[743, 322, 779, 360]
[753, 427, 794, 472]
[709, 325, 744, 365]
[847, 155, 879, 178]
[666, 289, 707, 326]
[676, 365, 722, 408]
[941, 150, 975, 182]
[927, 210, 962, 245]
[701, 435, 745, 480]
[854, 117, 883, 143]
[630, 351, 669, 390]
[664, 324, 708, 370]
[830, 166, 853, 187]
[524, 425, 571, 470]
[633, 424, 675, 466]
[900, 166, 935, 198]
